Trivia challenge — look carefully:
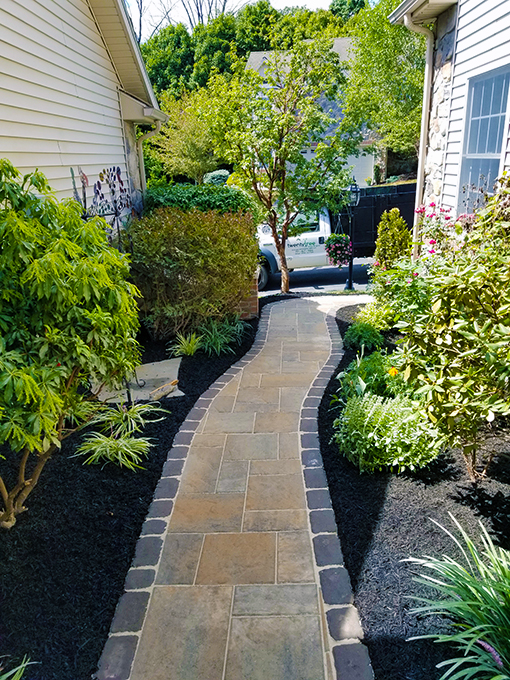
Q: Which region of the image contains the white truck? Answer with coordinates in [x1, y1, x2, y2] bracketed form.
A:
[257, 209, 335, 290]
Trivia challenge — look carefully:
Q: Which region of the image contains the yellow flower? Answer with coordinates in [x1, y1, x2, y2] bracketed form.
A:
[388, 367, 398, 377]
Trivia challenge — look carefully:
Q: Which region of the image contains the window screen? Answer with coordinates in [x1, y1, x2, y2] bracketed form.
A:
[459, 71, 510, 211]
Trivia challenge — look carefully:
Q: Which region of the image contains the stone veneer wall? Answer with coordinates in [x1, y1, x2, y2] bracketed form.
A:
[423, 5, 458, 206]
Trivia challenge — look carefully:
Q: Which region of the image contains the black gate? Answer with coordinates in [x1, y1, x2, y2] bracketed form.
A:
[335, 182, 417, 257]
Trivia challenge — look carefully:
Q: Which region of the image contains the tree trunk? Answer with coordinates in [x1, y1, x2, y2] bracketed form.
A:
[462, 444, 478, 481]
[0, 446, 55, 529]
[276, 243, 290, 293]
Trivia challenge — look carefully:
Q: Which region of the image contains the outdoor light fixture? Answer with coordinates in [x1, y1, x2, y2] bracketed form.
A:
[345, 179, 360, 290]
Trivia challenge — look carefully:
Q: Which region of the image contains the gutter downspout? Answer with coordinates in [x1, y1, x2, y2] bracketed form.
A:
[404, 13, 434, 259]
[136, 121, 162, 193]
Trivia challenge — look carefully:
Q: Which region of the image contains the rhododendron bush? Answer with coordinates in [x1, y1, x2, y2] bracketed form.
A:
[0, 160, 140, 528]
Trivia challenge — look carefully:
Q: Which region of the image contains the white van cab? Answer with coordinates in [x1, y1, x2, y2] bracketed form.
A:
[257, 209, 334, 289]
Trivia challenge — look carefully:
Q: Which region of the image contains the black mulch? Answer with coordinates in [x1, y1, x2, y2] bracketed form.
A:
[0, 318, 258, 680]
[319, 304, 510, 680]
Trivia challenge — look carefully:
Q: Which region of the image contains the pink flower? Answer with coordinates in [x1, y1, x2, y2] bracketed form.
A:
[412, 272, 419, 277]
[429, 239, 437, 245]
[374, 261, 379, 266]
[428, 249, 436, 254]
[444, 215, 451, 220]
[406, 279, 412, 284]
[429, 202, 436, 208]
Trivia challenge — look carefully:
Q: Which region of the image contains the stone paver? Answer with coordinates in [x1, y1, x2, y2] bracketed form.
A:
[95, 296, 374, 680]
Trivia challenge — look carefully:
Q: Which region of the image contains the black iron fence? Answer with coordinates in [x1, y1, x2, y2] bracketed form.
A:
[335, 182, 417, 257]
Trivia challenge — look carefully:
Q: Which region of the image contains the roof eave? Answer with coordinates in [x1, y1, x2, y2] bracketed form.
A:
[389, 0, 458, 25]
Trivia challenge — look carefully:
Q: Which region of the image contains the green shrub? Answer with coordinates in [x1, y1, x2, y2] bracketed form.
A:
[204, 169, 230, 185]
[128, 208, 258, 339]
[0, 159, 140, 529]
[335, 350, 408, 405]
[374, 208, 411, 269]
[354, 300, 394, 330]
[333, 393, 441, 473]
[343, 322, 383, 353]
[406, 514, 510, 680]
[143, 184, 257, 215]
[401, 179, 510, 479]
[168, 332, 203, 357]
[370, 256, 432, 325]
[198, 316, 249, 356]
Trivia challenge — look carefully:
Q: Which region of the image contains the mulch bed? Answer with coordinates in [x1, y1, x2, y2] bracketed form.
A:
[319, 304, 510, 680]
[0, 319, 257, 680]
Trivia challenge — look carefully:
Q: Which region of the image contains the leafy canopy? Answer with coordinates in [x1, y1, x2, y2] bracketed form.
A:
[342, 0, 426, 154]
[204, 37, 356, 292]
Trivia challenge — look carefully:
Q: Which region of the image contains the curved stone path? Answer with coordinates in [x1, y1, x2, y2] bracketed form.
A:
[96, 296, 374, 680]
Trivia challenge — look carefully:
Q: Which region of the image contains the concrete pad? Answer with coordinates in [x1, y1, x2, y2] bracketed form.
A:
[97, 358, 184, 402]
[225, 615, 325, 680]
[130, 586, 232, 680]
[196, 533, 276, 585]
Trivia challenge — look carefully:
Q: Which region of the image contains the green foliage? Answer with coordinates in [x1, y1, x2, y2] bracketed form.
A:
[128, 207, 258, 339]
[0, 159, 140, 528]
[191, 13, 238, 88]
[148, 89, 219, 184]
[406, 515, 510, 680]
[343, 322, 383, 352]
[204, 169, 230, 185]
[143, 183, 256, 215]
[198, 316, 249, 356]
[141, 24, 194, 95]
[374, 208, 411, 269]
[0, 658, 32, 680]
[370, 256, 432, 325]
[341, 0, 425, 154]
[235, 0, 279, 53]
[75, 434, 152, 470]
[75, 402, 166, 470]
[354, 300, 394, 331]
[205, 37, 356, 292]
[330, 0, 366, 21]
[168, 332, 203, 357]
[335, 350, 407, 404]
[333, 392, 442, 473]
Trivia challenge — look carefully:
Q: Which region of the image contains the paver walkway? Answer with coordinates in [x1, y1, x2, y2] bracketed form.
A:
[96, 296, 374, 680]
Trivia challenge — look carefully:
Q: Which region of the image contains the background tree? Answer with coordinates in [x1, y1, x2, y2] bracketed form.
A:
[341, 0, 425, 155]
[149, 88, 220, 183]
[141, 23, 194, 94]
[204, 38, 356, 293]
[190, 13, 237, 87]
[330, 0, 366, 22]
[0, 161, 140, 528]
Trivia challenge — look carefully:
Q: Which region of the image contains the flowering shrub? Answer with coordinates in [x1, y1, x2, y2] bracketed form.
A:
[325, 233, 351, 267]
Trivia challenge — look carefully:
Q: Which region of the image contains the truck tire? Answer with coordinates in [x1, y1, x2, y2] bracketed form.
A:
[258, 263, 270, 291]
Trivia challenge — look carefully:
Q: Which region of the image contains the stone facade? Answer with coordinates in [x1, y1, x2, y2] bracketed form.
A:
[423, 5, 458, 206]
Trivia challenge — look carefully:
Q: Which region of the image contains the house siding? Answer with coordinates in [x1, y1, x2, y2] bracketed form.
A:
[0, 0, 131, 202]
[440, 0, 510, 209]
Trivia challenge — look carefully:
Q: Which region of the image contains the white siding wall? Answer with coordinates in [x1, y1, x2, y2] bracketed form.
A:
[0, 0, 130, 201]
[442, 0, 510, 208]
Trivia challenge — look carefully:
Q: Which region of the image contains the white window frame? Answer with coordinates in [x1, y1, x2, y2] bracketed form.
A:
[457, 65, 510, 212]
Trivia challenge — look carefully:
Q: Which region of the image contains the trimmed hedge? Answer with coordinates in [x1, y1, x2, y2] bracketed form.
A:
[128, 207, 258, 339]
[144, 184, 257, 215]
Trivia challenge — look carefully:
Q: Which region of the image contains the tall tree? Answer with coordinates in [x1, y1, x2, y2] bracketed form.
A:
[330, 0, 366, 22]
[204, 39, 356, 293]
[341, 0, 425, 155]
[141, 23, 194, 94]
[149, 88, 220, 183]
[190, 13, 237, 87]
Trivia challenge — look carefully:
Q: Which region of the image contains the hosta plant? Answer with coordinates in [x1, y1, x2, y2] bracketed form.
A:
[0, 160, 140, 528]
[406, 514, 510, 680]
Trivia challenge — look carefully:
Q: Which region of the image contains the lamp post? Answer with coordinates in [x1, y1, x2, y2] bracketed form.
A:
[344, 180, 361, 291]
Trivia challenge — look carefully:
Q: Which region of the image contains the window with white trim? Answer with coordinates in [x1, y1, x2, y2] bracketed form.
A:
[459, 70, 510, 211]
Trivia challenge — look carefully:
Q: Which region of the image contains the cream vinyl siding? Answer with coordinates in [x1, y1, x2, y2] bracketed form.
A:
[0, 0, 129, 200]
[442, 0, 510, 208]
